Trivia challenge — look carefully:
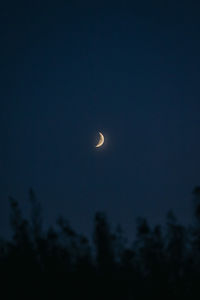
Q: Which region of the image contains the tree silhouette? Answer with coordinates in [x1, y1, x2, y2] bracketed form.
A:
[1, 188, 200, 298]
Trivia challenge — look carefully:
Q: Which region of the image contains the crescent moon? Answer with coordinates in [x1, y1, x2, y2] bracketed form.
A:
[95, 132, 104, 148]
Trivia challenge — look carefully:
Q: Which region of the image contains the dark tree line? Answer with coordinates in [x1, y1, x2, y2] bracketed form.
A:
[1, 187, 200, 299]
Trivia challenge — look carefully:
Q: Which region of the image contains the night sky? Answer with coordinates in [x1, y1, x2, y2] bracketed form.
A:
[1, 1, 200, 238]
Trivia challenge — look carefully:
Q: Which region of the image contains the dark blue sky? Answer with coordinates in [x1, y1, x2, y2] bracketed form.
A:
[1, 1, 200, 238]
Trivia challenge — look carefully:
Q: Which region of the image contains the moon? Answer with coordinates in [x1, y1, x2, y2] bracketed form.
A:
[95, 132, 104, 148]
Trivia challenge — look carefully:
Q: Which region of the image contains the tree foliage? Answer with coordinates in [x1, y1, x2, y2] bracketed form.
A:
[1, 188, 200, 299]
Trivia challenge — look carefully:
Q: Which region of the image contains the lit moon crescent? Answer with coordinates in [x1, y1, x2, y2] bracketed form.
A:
[95, 132, 104, 148]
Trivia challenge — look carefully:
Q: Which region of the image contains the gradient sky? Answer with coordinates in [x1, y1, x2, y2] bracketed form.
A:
[1, 1, 200, 239]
